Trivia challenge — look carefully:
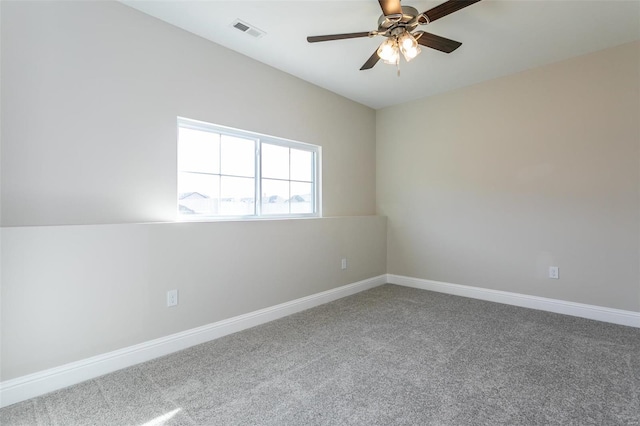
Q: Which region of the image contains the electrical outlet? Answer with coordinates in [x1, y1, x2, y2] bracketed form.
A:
[549, 266, 559, 279]
[167, 289, 178, 307]
[341, 258, 347, 270]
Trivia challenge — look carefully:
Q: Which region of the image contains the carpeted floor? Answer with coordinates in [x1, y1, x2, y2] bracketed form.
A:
[2, 284, 639, 425]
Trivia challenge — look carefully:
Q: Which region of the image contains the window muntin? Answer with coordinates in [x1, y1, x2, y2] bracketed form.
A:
[177, 118, 319, 219]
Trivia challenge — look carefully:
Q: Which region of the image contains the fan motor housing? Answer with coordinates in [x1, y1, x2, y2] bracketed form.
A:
[377, 6, 420, 32]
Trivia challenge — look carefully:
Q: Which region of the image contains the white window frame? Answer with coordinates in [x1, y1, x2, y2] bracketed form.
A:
[177, 117, 321, 221]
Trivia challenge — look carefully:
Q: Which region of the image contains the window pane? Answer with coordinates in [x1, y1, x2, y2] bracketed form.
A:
[220, 176, 255, 216]
[261, 179, 289, 215]
[178, 128, 219, 174]
[178, 172, 219, 215]
[220, 135, 255, 177]
[290, 181, 313, 214]
[178, 118, 318, 219]
[290, 149, 313, 182]
[262, 143, 289, 180]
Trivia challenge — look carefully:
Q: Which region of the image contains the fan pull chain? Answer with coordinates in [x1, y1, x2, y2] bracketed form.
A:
[396, 57, 401, 77]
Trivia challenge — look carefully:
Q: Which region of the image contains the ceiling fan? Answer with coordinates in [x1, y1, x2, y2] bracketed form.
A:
[307, 0, 482, 72]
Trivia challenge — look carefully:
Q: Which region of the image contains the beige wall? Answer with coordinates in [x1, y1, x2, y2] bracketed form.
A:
[378, 41, 640, 312]
[2, 0, 638, 387]
[0, 1, 385, 381]
[1, 217, 386, 380]
[0, 1, 376, 226]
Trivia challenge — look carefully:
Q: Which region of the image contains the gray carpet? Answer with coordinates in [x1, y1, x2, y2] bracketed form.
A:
[2, 284, 639, 425]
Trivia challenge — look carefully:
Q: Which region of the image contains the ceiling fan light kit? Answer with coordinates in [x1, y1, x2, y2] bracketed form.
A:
[376, 29, 421, 75]
[307, 0, 482, 74]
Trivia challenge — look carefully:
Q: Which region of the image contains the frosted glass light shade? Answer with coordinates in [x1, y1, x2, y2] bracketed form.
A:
[398, 32, 421, 61]
[377, 38, 399, 64]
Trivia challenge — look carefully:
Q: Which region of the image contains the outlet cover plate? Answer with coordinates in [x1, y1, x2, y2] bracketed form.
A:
[167, 289, 178, 307]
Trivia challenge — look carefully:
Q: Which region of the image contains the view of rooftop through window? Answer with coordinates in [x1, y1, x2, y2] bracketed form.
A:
[177, 118, 319, 219]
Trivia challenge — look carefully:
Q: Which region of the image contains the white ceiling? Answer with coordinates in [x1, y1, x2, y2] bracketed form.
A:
[122, 0, 640, 109]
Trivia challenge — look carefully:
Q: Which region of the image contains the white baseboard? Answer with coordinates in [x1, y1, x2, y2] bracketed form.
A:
[5, 273, 636, 408]
[387, 274, 640, 328]
[0, 275, 386, 408]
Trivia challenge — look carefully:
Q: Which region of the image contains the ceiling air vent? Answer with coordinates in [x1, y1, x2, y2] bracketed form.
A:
[231, 19, 265, 38]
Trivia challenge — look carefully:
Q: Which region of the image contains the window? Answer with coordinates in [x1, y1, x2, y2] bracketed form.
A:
[177, 117, 320, 219]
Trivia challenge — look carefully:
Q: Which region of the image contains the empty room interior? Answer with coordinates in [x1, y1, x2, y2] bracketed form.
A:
[1, 0, 639, 424]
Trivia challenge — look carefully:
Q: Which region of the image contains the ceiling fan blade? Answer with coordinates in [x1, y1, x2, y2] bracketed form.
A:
[307, 32, 371, 43]
[378, 0, 402, 16]
[416, 32, 462, 53]
[360, 49, 380, 70]
[421, 0, 481, 23]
